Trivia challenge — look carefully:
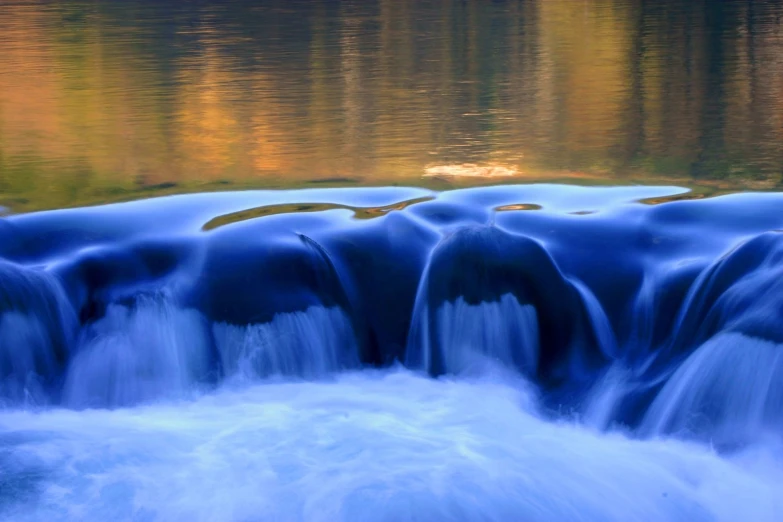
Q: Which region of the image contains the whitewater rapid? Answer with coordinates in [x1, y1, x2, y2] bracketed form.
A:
[3, 368, 782, 522]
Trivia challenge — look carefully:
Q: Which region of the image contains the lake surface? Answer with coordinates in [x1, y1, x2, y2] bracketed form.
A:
[1, 0, 783, 211]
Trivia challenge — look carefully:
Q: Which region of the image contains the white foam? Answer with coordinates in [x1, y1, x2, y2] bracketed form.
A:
[1, 369, 781, 522]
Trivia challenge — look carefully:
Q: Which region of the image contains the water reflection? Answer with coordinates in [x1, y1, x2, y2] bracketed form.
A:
[0, 0, 782, 212]
[201, 195, 435, 230]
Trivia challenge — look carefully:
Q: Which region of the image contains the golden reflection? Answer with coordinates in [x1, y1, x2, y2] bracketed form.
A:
[201, 196, 435, 230]
[0, 6, 63, 153]
[638, 192, 711, 205]
[0, 0, 782, 213]
[424, 164, 518, 178]
[538, 1, 633, 161]
[175, 44, 246, 177]
[495, 204, 542, 212]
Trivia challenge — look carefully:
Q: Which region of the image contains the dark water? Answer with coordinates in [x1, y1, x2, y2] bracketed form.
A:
[1, 0, 783, 211]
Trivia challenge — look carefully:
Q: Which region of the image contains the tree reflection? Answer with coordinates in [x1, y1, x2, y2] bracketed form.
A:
[0, 0, 781, 211]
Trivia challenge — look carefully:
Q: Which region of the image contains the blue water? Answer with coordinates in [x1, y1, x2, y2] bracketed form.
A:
[1, 185, 783, 521]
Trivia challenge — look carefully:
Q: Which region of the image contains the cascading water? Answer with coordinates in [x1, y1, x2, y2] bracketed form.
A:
[640, 332, 783, 447]
[62, 292, 215, 408]
[212, 305, 358, 381]
[0, 261, 77, 406]
[1, 185, 782, 521]
[432, 294, 539, 375]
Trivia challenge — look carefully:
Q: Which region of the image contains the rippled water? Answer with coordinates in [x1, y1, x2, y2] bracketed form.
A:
[1, 0, 783, 211]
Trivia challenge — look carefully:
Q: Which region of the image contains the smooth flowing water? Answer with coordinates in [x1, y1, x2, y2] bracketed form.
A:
[1, 185, 783, 521]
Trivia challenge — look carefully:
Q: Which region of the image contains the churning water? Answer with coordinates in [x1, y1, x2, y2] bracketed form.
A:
[3, 370, 783, 522]
[1, 185, 782, 521]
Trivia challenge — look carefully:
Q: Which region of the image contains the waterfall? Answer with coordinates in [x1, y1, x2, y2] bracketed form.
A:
[213, 306, 358, 382]
[62, 293, 215, 408]
[0, 261, 77, 405]
[2, 187, 783, 520]
[640, 332, 783, 447]
[432, 294, 539, 375]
